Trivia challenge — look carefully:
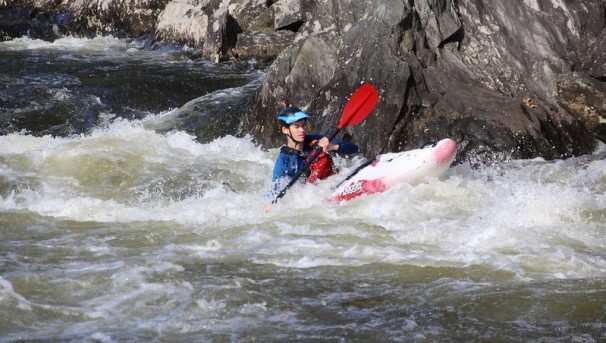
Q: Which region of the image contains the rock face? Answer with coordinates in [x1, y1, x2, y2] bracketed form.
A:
[152, 0, 301, 62]
[245, 0, 606, 164]
[2, 0, 605, 164]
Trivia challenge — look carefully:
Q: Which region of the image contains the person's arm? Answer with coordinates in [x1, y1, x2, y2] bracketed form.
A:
[331, 140, 358, 155]
[308, 134, 359, 155]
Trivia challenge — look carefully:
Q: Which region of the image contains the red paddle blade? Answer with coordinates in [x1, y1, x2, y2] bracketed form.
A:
[338, 83, 379, 129]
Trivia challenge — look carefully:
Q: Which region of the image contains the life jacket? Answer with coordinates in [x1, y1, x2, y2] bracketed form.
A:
[280, 143, 338, 184]
[306, 149, 338, 183]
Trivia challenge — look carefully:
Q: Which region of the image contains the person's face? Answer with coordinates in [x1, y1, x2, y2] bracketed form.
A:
[282, 119, 307, 143]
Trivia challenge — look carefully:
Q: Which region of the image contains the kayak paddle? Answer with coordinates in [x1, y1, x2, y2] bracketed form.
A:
[270, 83, 379, 205]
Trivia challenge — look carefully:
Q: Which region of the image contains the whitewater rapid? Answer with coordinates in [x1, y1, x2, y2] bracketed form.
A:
[2, 119, 604, 278]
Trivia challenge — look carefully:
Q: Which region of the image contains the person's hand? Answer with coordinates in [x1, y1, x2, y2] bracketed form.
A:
[318, 137, 329, 151]
[318, 137, 339, 152]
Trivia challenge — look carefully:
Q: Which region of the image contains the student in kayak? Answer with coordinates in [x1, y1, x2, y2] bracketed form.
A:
[271, 106, 359, 194]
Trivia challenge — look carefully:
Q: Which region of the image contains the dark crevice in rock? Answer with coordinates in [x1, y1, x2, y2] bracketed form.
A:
[277, 20, 304, 33]
[439, 27, 464, 49]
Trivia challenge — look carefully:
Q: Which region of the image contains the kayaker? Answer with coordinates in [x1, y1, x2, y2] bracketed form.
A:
[271, 106, 359, 195]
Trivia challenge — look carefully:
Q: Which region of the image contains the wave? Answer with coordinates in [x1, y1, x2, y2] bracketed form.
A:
[1, 120, 605, 280]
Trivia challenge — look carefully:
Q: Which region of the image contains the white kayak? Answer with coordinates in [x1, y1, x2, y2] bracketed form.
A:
[328, 138, 457, 202]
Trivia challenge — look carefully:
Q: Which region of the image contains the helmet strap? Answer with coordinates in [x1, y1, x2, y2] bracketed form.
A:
[283, 126, 304, 145]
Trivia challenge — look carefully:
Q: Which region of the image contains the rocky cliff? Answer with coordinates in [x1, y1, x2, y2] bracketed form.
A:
[2, 0, 605, 164]
[244, 0, 606, 163]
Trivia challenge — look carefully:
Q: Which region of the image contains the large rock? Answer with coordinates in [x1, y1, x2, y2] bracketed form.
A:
[229, 0, 271, 32]
[0, 0, 169, 39]
[154, 0, 211, 46]
[556, 75, 606, 143]
[153, 0, 301, 61]
[202, 2, 241, 62]
[245, 0, 606, 164]
[0, 2, 71, 41]
[153, 0, 238, 62]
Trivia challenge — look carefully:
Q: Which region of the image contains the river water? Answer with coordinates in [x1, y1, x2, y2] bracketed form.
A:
[1, 37, 605, 342]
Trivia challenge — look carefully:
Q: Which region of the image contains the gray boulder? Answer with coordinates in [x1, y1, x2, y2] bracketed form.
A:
[245, 0, 606, 164]
[153, 0, 304, 61]
[230, 0, 271, 32]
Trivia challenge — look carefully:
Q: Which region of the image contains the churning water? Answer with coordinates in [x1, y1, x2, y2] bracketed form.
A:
[1, 37, 605, 342]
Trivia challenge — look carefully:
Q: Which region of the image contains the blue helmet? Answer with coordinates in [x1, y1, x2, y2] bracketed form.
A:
[277, 106, 311, 126]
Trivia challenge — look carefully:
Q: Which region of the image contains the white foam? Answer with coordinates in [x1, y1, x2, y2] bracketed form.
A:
[2, 124, 606, 280]
[0, 36, 132, 52]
